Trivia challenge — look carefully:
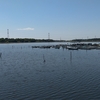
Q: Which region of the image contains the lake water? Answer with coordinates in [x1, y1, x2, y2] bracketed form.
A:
[0, 42, 100, 100]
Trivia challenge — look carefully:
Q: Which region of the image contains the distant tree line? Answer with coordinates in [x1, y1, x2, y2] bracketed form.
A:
[71, 38, 100, 42]
[0, 38, 66, 43]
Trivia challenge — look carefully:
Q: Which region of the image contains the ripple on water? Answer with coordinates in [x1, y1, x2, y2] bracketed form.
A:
[0, 43, 100, 99]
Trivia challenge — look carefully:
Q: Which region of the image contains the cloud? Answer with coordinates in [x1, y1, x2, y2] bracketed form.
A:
[17, 27, 34, 31]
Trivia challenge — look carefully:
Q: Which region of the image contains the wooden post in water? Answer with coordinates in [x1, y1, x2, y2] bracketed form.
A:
[0, 53, 2, 58]
[43, 54, 45, 63]
[70, 51, 72, 63]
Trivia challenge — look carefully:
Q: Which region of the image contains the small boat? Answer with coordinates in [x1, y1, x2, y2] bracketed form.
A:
[67, 46, 78, 50]
[96, 47, 100, 50]
[79, 46, 95, 50]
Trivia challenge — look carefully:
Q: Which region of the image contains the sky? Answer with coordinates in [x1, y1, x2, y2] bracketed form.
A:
[0, 0, 100, 40]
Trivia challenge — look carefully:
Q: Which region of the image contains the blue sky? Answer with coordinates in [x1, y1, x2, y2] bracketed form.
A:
[0, 0, 100, 40]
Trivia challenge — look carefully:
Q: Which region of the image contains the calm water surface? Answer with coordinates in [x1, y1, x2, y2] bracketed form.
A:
[0, 42, 100, 100]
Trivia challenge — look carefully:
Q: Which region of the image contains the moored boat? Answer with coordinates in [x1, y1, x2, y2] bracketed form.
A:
[67, 46, 78, 50]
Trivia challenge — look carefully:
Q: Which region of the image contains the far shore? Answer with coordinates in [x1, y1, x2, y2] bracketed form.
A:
[0, 38, 100, 44]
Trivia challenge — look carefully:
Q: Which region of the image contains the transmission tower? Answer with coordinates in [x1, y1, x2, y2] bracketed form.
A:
[48, 33, 50, 40]
[7, 29, 9, 39]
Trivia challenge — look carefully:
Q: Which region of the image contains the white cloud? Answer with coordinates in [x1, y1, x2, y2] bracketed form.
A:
[17, 27, 34, 31]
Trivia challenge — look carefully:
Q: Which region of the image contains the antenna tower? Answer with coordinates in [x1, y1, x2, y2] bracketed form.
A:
[7, 29, 9, 39]
[48, 33, 50, 40]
